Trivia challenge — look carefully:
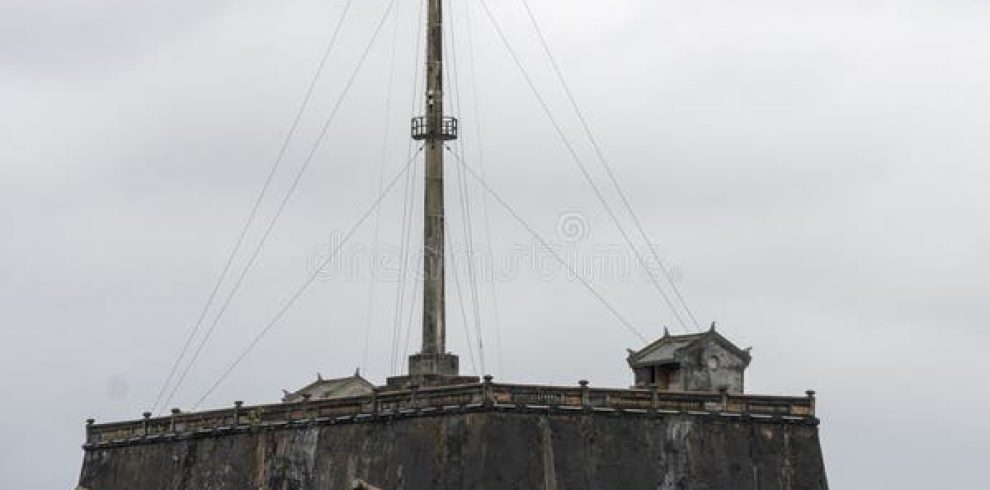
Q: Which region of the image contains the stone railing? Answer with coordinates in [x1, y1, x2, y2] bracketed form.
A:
[84, 378, 816, 446]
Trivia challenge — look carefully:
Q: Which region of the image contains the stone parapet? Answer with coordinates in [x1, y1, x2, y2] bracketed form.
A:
[83, 380, 818, 447]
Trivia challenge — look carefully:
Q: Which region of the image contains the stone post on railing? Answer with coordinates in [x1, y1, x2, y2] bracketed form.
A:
[169, 409, 181, 433]
[650, 384, 659, 414]
[302, 393, 313, 420]
[719, 387, 729, 412]
[142, 412, 152, 437]
[579, 380, 590, 410]
[806, 390, 817, 416]
[483, 375, 494, 408]
[233, 401, 244, 427]
[86, 418, 95, 444]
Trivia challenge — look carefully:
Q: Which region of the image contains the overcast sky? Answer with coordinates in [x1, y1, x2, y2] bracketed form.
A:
[2, 0, 989, 488]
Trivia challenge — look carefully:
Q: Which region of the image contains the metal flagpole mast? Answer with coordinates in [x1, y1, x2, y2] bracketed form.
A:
[422, 0, 446, 358]
[407, 0, 460, 380]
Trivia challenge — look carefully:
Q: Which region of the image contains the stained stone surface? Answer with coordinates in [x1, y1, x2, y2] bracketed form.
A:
[79, 410, 828, 490]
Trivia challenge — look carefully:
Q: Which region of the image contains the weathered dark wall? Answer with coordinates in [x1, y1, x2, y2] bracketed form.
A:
[79, 410, 827, 490]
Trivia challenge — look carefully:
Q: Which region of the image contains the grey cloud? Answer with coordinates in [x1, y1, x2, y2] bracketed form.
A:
[2, 0, 989, 488]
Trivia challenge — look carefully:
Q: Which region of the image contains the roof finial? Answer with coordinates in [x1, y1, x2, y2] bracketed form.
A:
[317, 372, 323, 381]
[663, 326, 670, 337]
[354, 367, 361, 377]
[709, 321, 717, 332]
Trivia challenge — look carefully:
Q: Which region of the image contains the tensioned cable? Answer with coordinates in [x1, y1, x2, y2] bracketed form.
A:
[475, 0, 691, 332]
[163, 0, 402, 411]
[400, 251, 423, 364]
[446, 145, 648, 344]
[445, 223, 480, 376]
[392, 161, 421, 374]
[151, 0, 356, 414]
[518, 0, 703, 331]
[452, 161, 485, 374]
[390, 169, 415, 374]
[390, 161, 416, 373]
[362, 4, 403, 374]
[445, 2, 486, 375]
[390, 0, 426, 375]
[462, 0, 504, 376]
[193, 147, 423, 409]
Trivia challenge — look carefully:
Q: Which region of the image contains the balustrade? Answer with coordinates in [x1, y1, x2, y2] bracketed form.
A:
[85, 380, 816, 446]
